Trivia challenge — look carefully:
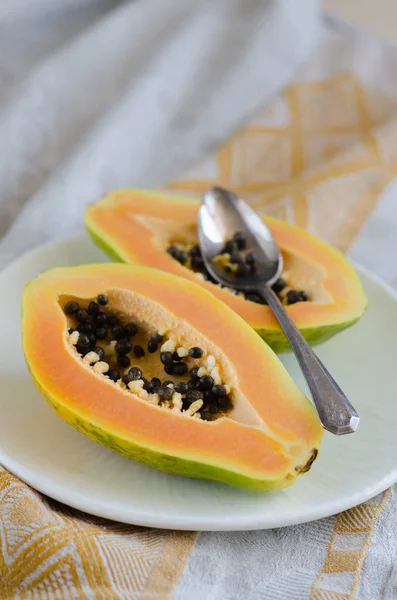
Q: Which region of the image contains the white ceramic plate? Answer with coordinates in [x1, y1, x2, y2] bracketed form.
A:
[1, 233, 396, 531]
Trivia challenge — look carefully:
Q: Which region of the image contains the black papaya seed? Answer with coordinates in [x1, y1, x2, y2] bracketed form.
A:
[244, 292, 267, 305]
[77, 333, 90, 348]
[197, 376, 214, 391]
[185, 389, 202, 403]
[188, 347, 203, 359]
[167, 245, 179, 259]
[117, 355, 131, 368]
[108, 316, 120, 327]
[222, 240, 237, 254]
[95, 327, 107, 340]
[76, 308, 89, 323]
[217, 395, 231, 410]
[148, 339, 158, 353]
[190, 245, 201, 257]
[111, 325, 125, 340]
[160, 351, 173, 365]
[203, 270, 218, 284]
[190, 367, 199, 378]
[124, 323, 138, 337]
[64, 301, 79, 315]
[286, 290, 301, 305]
[191, 256, 204, 270]
[272, 278, 286, 294]
[233, 231, 247, 250]
[150, 332, 163, 344]
[95, 312, 108, 326]
[77, 322, 93, 334]
[236, 263, 250, 277]
[212, 384, 227, 396]
[158, 386, 174, 400]
[122, 373, 132, 385]
[200, 411, 212, 421]
[151, 377, 161, 389]
[76, 345, 89, 356]
[174, 381, 188, 394]
[146, 378, 160, 393]
[172, 362, 188, 376]
[108, 369, 120, 382]
[203, 389, 215, 403]
[187, 379, 198, 390]
[88, 301, 99, 316]
[93, 346, 104, 360]
[133, 345, 145, 357]
[128, 366, 142, 380]
[115, 340, 132, 355]
[176, 250, 188, 265]
[229, 251, 243, 264]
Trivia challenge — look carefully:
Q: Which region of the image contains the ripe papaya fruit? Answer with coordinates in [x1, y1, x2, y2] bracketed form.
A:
[85, 189, 367, 352]
[22, 264, 323, 491]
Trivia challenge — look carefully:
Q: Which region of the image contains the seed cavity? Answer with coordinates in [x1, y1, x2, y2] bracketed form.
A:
[64, 297, 233, 421]
[166, 233, 310, 306]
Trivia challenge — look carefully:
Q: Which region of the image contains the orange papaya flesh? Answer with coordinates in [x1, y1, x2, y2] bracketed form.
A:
[22, 264, 323, 491]
[85, 189, 367, 352]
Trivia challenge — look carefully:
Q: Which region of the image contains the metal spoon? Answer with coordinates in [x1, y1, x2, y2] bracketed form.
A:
[197, 186, 359, 435]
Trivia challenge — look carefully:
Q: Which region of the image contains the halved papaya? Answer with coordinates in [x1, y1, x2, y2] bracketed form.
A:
[22, 264, 323, 491]
[85, 189, 367, 352]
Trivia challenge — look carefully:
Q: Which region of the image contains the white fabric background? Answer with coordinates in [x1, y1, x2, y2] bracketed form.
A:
[0, 0, 319, 268]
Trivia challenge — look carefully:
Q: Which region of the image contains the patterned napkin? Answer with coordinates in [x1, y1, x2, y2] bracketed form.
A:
[2, 7, 397, 600]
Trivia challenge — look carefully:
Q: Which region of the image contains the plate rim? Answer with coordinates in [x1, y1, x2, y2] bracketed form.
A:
[0, 232, 396, 531]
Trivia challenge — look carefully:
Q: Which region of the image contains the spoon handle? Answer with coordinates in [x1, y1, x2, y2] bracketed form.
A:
[258, 286, 359, 435]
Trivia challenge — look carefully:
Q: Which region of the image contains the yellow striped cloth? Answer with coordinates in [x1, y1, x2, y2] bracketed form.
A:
[2, 26, 397, 600]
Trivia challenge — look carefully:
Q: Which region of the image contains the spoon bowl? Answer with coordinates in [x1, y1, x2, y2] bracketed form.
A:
[198, 187, 283, 290]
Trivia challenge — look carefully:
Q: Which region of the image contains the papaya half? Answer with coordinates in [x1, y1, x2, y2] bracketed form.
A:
[85, 189, 367, 352]
[22, 264, 323, 492]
